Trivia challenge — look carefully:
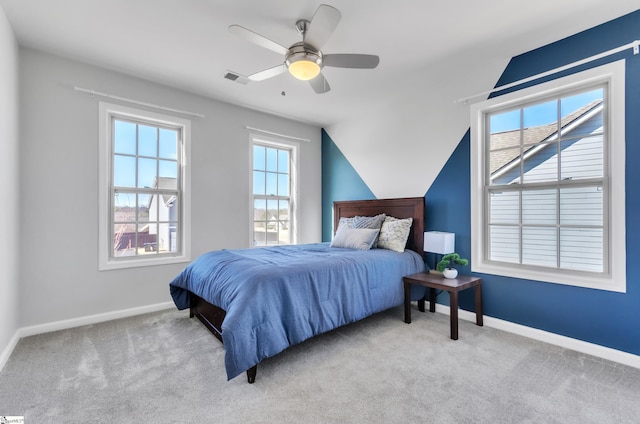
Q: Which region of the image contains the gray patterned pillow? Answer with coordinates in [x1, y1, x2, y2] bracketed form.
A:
[378, 216, 413, 253]
[353, 213, 386, 230]
[352, 214, 385, 247]
[336, 216, 356, 231]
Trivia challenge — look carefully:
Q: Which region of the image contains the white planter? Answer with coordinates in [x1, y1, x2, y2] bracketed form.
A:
[443, 268, 458, 279]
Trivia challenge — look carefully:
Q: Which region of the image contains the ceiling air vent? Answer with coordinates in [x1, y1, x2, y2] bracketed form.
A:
[224, 71, 249, 85]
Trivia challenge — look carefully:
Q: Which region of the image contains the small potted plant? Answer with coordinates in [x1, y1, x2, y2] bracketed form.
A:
[436, 253, 469, 279]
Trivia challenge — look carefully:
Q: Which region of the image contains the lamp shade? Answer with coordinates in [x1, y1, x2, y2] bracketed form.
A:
[288, 60, 321, 80]
[423, 231, 455, 254]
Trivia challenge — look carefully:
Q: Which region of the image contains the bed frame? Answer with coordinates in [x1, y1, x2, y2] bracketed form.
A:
[189, 197, 425, 383]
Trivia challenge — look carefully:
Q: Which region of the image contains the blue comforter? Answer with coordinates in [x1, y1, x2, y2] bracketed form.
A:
[169, 242, 426, 380]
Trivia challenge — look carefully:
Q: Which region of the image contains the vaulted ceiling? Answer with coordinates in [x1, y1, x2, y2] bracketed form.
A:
[1, 0, 637, 127]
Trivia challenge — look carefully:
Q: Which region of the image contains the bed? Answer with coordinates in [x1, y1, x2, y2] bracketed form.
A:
[169, 197, 427, 383]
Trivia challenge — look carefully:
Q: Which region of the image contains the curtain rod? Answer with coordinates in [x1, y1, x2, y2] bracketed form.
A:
[74, 86, 205, 119]
[245, 126, 311, 142]
[455, 39, 639, 104]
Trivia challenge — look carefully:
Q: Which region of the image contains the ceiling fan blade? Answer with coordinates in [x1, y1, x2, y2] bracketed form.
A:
[309, 72, 331, 94]
[304, 4, 341, 51]
[323, 54, 380, 69]
[228, 25, 289, 56]
[248, 64, 286, 81]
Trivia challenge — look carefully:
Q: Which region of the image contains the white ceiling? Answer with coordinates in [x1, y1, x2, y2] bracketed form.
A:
[1, 0, 638, 127]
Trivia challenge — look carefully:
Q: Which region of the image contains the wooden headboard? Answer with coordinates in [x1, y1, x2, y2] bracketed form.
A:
[333, 197, 425, 254]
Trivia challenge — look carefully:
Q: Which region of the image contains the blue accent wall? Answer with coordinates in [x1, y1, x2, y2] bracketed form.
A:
[321, 129, 375, 242]
[426, 10, 640, 355]
[423, 130, 472, 272]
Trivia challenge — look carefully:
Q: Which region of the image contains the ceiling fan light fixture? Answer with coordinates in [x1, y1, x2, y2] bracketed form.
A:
[229, 5, 375, 93]
[286, 43, 323, 81]
[288, 59, 321, 80]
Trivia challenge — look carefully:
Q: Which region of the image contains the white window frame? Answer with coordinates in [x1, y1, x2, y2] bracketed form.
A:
[470, 60, 626, 292]
[249, 134, 299, 247]
[98, 102, 191, 270]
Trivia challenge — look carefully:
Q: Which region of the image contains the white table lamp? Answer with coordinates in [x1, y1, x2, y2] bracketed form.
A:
[424, 231, 455, 255]
[423, 231, 455, 272]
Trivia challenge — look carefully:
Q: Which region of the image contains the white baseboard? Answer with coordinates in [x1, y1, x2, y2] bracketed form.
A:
[4, 301, 639, 373]
[0, 301, 174, 372]
[0, 330, 21, 375]
[435, 304, 640, 369]
[17, 301, 174, 338]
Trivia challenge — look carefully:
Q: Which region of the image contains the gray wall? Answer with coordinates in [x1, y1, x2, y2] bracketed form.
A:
[17, 48, 322, 328]
[0, 7, 19, 363]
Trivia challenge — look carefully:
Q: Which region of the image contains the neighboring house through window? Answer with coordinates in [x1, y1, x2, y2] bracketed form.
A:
[251, 135, 298, 246]
[470, 61, 626, 292]
[99, 102, 191, 270]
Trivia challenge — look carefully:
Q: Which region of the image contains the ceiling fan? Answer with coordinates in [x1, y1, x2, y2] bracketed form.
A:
[228, 4, 380, 94]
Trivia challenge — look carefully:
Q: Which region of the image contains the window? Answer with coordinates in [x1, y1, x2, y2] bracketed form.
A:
[99, 102, 191, 270]
[251, 137, 297, 246]
[470, 61, 626, 292]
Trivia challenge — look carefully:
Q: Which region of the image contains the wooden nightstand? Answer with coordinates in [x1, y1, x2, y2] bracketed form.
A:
[403, 272, 483, 340]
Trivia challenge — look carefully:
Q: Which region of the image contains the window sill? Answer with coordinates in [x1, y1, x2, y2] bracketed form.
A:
[99, 254, 190, 271]
[471, 261, 626, 293]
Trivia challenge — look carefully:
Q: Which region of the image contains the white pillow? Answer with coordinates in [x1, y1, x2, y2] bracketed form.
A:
[330, 227, 380, 251]
[377, 216, 413, 253]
